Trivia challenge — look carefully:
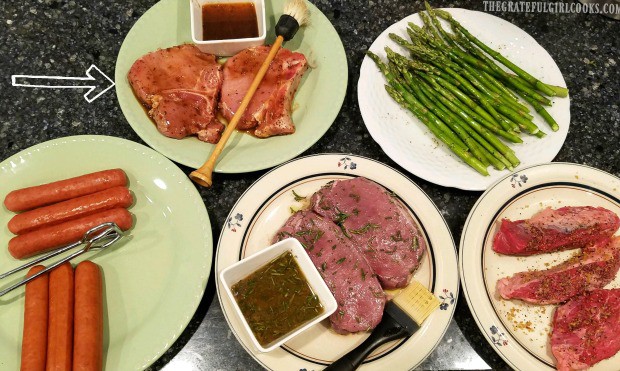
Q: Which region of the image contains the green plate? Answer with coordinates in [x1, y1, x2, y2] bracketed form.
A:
[0, 135, 212, 370]
[115, 0, 348, 172]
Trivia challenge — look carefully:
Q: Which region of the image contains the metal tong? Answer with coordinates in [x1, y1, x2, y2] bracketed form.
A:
[0, 222, 124, 297]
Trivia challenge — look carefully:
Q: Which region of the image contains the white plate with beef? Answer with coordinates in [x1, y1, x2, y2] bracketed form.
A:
[358, 9, 570, 191]
[460, 162, 620, 370]
[215, 154, 459, 370]
[115, 0, 347, 173]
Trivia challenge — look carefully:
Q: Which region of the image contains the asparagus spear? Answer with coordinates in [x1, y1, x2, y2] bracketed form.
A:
[411, 77, 508, 170]
[385, 84, 490, 176]
[416, 78, 520, 167]
[368, 50, 471, 151]
[388, 48, 521, 168]
[434, 8, 569, 97]
[391, 34, 528, 133]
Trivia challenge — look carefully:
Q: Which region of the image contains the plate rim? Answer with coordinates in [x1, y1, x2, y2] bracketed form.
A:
[459, 161, 620, 370]
[357, 8, 570, 191]
[214, 152, 459, 369]
[114, 0, 348, 173]
[0, 134, 213, 370]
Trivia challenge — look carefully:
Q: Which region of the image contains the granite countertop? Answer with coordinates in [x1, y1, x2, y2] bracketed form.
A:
[1, 0, 618, 370]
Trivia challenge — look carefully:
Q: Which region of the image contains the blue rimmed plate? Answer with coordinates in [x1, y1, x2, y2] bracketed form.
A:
[460, 162, 620, 370]
[215, 153, 458, 370]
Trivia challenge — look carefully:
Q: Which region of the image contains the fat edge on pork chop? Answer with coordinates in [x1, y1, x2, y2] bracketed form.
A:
[127, 44, 224, 143]
[220, 45, 308, 138]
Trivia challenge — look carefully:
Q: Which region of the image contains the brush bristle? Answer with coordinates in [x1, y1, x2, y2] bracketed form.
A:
[392, 280, 440, 325]
[284, 0, 310, 27]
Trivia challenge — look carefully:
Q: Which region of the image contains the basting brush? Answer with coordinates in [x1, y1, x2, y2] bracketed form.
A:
[324, 280, 440, 370]
[190, 0, 310, 187]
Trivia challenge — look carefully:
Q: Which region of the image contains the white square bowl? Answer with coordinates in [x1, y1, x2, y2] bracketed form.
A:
[189, 0, 266, 56]
[219, 238, 337, 352]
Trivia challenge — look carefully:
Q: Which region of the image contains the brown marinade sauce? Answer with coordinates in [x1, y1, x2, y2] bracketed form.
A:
[231, 251, 324, 347]
[202, 2, 259, 41]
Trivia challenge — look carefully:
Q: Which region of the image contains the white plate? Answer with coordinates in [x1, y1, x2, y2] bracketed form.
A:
[0, 135, 212, 370]
[215, 154, 459, 369]
[460, 162, 620, 370]
[358, 9, 570, 191]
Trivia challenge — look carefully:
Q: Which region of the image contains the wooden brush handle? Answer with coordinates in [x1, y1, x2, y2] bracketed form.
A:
[190, 36, 285, 187]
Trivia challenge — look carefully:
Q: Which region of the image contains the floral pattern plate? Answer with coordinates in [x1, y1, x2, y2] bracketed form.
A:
[216, 154, 459, 370]
[358, 9, 570, 191]
[460, 162, 620, 370]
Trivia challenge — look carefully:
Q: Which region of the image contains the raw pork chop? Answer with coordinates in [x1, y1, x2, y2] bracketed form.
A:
[220, 45, 308, 138]
[310, 177, 425, 289]
[493, 206, 620, 256]
[273, 210, 386, 334]
[496, 237, 620, 305]
[128, 44, 224, 143]
[551, 288, 620, 371]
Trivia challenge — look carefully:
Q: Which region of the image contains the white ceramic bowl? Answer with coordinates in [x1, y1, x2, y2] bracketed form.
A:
[219, 238, 337, 352]
[189, 0, 266, 56]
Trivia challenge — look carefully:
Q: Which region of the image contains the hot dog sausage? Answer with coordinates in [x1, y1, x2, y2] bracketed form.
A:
[9, 208, 133, 259]
[72, 261, 103, 371]
[20, 265, 49, 371]
[46, 263, 74, 371]
[4, 169, 127, 212]
[8, 186, 133, 235]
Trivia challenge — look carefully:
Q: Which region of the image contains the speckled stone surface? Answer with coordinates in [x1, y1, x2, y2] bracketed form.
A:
[1, 0, 618, 370]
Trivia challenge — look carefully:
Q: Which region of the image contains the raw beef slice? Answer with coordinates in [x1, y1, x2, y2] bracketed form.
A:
[311, 177, 426, 289]
[493, 206, 620, 256]
[220, 45, 308, 138]
[273, 210, 386, 334]
[128, 44, 224, 143]
[551, 288, 620, 371]
[497, 237, 620, 305]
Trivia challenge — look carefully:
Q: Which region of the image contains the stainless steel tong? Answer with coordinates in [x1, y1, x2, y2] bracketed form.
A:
[0, 222, 124, 297]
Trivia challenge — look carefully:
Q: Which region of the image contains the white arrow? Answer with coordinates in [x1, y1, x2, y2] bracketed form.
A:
[11, 65, 115, 103]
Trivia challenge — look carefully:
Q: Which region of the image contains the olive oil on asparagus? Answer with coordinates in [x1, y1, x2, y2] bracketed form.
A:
[231, 251, 324, 347]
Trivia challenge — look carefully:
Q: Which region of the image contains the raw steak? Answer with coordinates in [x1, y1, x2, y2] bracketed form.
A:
[493, 206, 620, 256]
[127, 44, 224, 143]
[273, 210, 386, 334]
[496, 237, 620, 305]
[551, 288, 620, 371]
[220, 45, 308, 138]
[310, 177, 425, 289]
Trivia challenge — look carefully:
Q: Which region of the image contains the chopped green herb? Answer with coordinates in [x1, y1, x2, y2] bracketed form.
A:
[411, 236, 420, 251]
[349, 193, 361, 202]
[292, 189, 306, 202]
[334, 207, 350, 224]
[230, 251, 325, 347]
[349, 223, 380, 235]
[390, 230, 403, 242]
